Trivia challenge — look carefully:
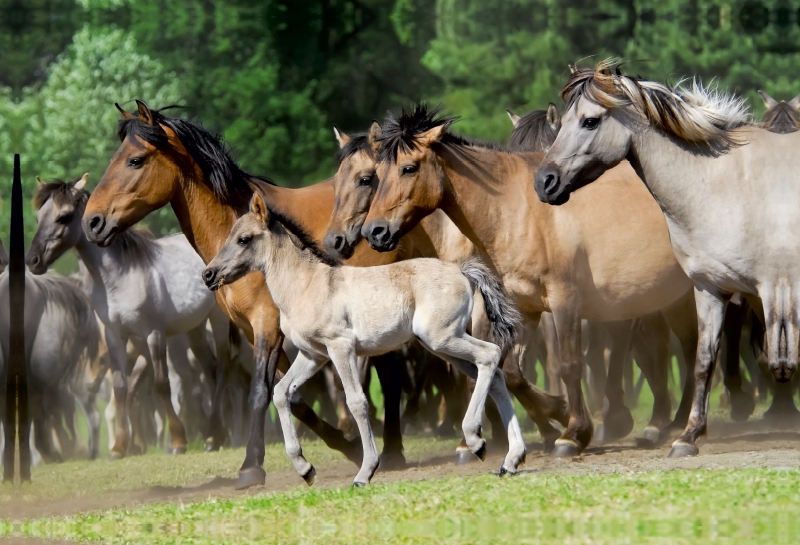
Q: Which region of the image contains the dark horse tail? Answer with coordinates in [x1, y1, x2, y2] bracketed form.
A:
[459, 257, 521, 352]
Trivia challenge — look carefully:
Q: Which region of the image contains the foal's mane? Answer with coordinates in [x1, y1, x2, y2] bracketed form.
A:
[562, 59, 751, 152]
[34, 178, 158, 265]
[118, 107, 275, 213]
[378, 104, 504, 163]
[264, 204, 340, 267]
[508, 108, 561, 152]
[762, 101, 800, 134]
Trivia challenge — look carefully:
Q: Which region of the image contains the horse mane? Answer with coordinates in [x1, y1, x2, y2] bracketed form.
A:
[762, 101, 800, 134]
[118, 107, 275, 212]
[265, 205, 340, 267]
[508, 109, 561, 152]
[378, 104, 503, 163]
[29, 271, 100, 367]
[335, 133, 376, 165]
[562, 59, 751, 152]
[34, 178, 159, 265]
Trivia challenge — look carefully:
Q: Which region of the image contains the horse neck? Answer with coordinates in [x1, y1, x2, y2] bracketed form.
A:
[436, 146, 546, 260]
[259, 233, 328, 315]
[73, 226, 124, 293]
[172, 166, 241, 264]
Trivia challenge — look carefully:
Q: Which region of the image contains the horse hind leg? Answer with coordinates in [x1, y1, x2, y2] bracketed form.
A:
[594, 321, 634, 445]
[721, 300, 755, 422]
[140, 331, 187, 455]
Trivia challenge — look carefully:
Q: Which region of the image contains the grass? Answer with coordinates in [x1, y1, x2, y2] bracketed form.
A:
[5, 467, 800, 544]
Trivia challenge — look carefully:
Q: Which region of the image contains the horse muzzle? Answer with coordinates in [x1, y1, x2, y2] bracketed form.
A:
[25, 251, 48, 275]
[363, 220, 399, 252]
[82, 213, 119, 247]
[323, 230, 356, 260]
[202, 267, 223, 291]
[534, 166, 569, 205]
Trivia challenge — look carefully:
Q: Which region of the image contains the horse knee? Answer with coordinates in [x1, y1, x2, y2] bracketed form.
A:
[273, 384, 291, 412]
[344, 391, 370, 421]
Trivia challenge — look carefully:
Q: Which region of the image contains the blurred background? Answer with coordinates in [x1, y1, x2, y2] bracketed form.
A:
[0, 0, 796, 271]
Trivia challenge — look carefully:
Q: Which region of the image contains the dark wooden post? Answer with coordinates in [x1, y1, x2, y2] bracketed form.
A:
[3, 154, 28, 483]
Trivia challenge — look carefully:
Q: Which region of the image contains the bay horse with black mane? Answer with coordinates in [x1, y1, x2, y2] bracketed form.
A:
[83, 101, 415, 488]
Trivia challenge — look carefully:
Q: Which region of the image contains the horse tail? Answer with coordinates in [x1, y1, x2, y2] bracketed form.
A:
[459, 257, 521, 352]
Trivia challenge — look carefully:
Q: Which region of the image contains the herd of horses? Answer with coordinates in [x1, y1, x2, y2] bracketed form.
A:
[1, 59, 799, 487]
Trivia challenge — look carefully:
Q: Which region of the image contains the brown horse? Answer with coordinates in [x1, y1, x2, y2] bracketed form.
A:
[82, 101, 407, 488]
[324, 123, 569, 453]
[361, 105, 698, 456]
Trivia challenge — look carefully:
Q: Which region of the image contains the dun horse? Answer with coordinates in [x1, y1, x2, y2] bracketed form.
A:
[535, 60, 800, 456]
[361, 104, 697, 456]
[204, 193, 525, 485]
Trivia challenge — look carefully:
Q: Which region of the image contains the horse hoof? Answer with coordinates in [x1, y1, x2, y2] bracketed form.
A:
[301, 466, 317, 487]
[108, 452, 125, 461]
[455, 448, 479, 465]
[599, 409, 634, 443]
[635, 425, 661, 448]
[668, 441, 699, 458]
[551, 440, 581, 458]
[473, 441, 487, 462]
[352, 481, 367, 488]
[204, 439, 220, 452]
[168, 446, 187, 455]
[380, 451, 406, 471]
[593, 424, 606, 445]
[235, 467, 267, 490]
[730, 393, 756, 422]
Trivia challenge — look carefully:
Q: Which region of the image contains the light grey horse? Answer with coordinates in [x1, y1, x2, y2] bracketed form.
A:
[535, 60, 800, 457]
[26, 175, 231, 458]
[0, 271, 100, 463]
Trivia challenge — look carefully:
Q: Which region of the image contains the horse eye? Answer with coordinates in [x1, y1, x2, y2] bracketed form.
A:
[56, 213, 73, 225]
[237, 236, 252, 246]
[127, 157, 144, 168]
[582, 118, 600, 130]
[402, 165, 418, 175]
[358, 176, 372, 187]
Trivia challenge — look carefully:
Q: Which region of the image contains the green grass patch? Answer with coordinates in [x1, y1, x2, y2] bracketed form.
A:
[6, 467, 800, 544]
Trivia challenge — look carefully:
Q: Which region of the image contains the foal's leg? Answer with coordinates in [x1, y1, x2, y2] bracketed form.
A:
[140, 331, 187, 454]
[670, 288, 727, 458]
[273, 351, 327, 485]
[371, 351, 406, 469]
[328, 343, 381, 486]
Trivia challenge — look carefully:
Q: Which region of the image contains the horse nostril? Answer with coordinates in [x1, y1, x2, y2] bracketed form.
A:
[371, 225, 386, 240]
[30, 255, 39, 266]
[87, 214, 104, 235]
[543, 173, 559, 194]
[333, 235, 344, 251]
[202, 268, 215, 284]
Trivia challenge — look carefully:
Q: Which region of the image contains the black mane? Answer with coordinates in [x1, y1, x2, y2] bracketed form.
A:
[118, 107, 274, 212]
[334, 133, 375, 165]
[508, 108, 560, 152]
[267, 206, 340, 267]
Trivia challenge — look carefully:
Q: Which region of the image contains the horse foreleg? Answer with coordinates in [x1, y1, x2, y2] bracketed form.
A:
[106, 330, 131, 460]
[142, 331, 187, 455]
[371, 352, 405, 469]
[670, 288, 726, 458]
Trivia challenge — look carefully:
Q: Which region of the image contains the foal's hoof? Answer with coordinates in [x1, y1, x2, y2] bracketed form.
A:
[204, 438, 221, 452]
[108, 451, 125, 461]
[235, 466, 267, 490]
[301, 466, 317, 487]
[667, 441, 699, 458]
[168, 446, 187, 455]
[455, 447, 480, 465]
[551, 439, 581, 458]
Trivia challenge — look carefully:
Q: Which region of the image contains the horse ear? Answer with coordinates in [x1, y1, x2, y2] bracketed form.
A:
[546, 103, 561, 131]
[506, 110, 521, 127]
[368, 121, 382, 152]
[36, 176, 45, 189]
[115, 103, 133, 119]
[74, 173, 89, 192]
[333, 126, 350, 148]
[568, 64, 577, 74]
[250, 193, 268, 225]
[758, 90, 778, 110]
[788, 93, 800, 110]
[135, 99, 155, 125]
[419, 123, 449, 145]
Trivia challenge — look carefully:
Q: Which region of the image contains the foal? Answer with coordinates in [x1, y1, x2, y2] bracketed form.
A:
[204, 193, 525, 485]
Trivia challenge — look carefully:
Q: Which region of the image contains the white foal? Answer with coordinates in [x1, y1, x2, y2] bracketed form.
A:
[204, 193, 525, 486]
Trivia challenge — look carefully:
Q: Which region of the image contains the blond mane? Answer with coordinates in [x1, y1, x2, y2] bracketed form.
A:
[562, 59, 751, 150]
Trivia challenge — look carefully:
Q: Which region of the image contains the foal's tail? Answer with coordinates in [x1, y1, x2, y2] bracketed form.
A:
[459, 257, 522, 352]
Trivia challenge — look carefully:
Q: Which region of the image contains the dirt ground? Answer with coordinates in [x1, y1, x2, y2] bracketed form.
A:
[3, 417, 800, 522]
